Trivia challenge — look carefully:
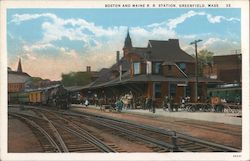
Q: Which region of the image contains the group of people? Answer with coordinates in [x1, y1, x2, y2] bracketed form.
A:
[162, 96, 174, 112]
[78, 91, 192, 113]
[162, 96, 191, 112]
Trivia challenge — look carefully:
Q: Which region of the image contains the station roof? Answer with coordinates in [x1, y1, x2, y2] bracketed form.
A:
[25, 84, 63, 92]
[65, 82, 95, 92]
[8, 71, 31, 84]
[110, 57, 130, 72]
[88, 72, 189, 89]
[128, 47, 148, 58]
[148, 40, 195, 63]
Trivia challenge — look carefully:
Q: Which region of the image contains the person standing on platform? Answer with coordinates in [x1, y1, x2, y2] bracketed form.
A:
[169, 96, 173, 112]
[180, 97, 186, 110]
[85, 99, 89, 107]
[146, 96, 152, 112]
[163, 96, 169, 111]
[115, 98, 124, 112]
[152, 99, 156, 113]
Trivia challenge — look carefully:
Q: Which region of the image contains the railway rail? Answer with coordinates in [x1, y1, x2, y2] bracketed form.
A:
[9, 113, 62, 152]
[171, 119, 241, 137]
[9, 105, 241, 152]
[9, 110, 116, 152]
[61, 110, 240, 152]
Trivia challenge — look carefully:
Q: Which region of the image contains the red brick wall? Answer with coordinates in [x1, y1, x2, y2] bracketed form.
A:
[213, 55, 241, 83]
[188, 82, 207, 102]
[203, 65, 218, 78]
[126, 52, 141, 61]
[161, 82, 168, 98]
[175, 86, 184, 103]
[162, 65, 185, 77]
[188, 82, 195, 102]
[146, 82, 153, 98]
[185, 63, 195, 76]
[8, 83, 24, 92]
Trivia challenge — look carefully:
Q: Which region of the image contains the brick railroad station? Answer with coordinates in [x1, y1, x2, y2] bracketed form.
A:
[69, 30, 221, 106]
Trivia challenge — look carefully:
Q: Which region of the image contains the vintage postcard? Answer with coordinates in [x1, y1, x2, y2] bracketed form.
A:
[0, 0, 249, 161]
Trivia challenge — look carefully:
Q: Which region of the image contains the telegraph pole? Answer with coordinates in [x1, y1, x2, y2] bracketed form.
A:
[190, 39, 202, 102]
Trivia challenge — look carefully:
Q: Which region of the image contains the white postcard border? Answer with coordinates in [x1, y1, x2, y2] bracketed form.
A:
[1, 0, 249, 161]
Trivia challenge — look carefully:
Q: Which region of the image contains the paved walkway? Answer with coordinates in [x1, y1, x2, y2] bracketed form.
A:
[72, 104, 242, 126]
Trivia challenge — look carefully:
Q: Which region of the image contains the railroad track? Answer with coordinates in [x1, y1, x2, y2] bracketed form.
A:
[33, 110, 121, 152]
[9, 111, 116, 153]
[62, 111, 240, 152]
[172, 120, 241, 137]
[28, 108, 172, 152]
[26, 106, 240, 152]
[9, 106, 241, 152]
[9, 113, 62, 152]
[103, 108, 241, 138]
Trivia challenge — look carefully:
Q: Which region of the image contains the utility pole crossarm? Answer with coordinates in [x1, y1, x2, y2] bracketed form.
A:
[190, 39, 202, 45]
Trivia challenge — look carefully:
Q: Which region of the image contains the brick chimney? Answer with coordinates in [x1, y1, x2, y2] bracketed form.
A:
[116, 51, 120, 63]
[168, 39, 180, 48]
[86, 66, 91, 72]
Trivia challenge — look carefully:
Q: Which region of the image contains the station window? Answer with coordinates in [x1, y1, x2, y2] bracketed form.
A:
[133, 62, 140, 75]
[198, 84, 202, 97]
[186, 86, 191, 97]
[146, 61, 152, 74]
[154, 83, 161, 98]
[179, 63, 186, 72]
[170, 84, 176, 97]
[154, 62, 162, 74]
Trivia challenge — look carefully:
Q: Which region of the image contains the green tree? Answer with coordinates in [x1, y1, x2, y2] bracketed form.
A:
[192, 49, 214, 76]
[61, 72, 92, 87]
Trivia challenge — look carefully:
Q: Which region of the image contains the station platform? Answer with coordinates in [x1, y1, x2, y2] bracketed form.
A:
[71, 104, 242, 126]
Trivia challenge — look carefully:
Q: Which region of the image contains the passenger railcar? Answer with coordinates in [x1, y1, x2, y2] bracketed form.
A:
[207, 84, 241, 104]
[18, 92, 29, 104]
[29, 90, 43, 104]
[8, 92, 19, 103]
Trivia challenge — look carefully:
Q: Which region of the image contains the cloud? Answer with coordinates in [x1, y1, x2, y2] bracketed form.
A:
[202, 37, 223, 47]
[11, 11, 240, 48]
[15, 50, 116, 80]
[206, 14, 240, 23]
[11, 13, 122, 49]
[147, 21, 166, 28]
[177, 36, 240, 56]
[9, 11, 240, 80]
[22, 53, 37, 60]
[147, 10, 240, 30]
[39, 15, 122, 45]
[10, 13, 57, 24]
[199, 37, 240, 54]
[23, 43, 54, 52]
[167, 10, 206, 30]
[60, 48, 78, 58]
[181, 34, 198, 39]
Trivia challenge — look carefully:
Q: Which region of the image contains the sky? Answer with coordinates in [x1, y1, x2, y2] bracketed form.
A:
[7, 8, 241, 80]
